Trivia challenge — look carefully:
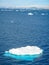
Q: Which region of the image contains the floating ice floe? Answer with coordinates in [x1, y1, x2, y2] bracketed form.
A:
[41, 13, 45, 15]
[4, 46, 43, 61]
[28, 13, 34, 16]
[16, 10, 19, 12]
[41, 13, 48, 16]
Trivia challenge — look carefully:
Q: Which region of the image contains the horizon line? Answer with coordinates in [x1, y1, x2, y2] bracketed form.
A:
[0, 5, 49, 9]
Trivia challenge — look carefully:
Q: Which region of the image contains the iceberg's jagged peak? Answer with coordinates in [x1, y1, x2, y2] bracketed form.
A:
[5, 46, 43, 55]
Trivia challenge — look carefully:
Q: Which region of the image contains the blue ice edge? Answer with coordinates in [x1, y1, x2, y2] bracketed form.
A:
[3, 51, 42, 61]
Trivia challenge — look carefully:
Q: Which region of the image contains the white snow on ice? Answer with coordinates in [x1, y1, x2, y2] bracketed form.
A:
[28, 13, 34, 16]
[5, 46, 43, 55]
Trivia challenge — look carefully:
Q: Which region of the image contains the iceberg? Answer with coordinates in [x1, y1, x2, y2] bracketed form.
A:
[4, 46, 43, 61]
[28, 13, 33, 16]
[41, 13, 45, 15]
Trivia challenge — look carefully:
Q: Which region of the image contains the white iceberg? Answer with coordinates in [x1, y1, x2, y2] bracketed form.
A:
[41, 13, 45, 15]
[4, 46, 43, 61]
[28, 13, 34, 16]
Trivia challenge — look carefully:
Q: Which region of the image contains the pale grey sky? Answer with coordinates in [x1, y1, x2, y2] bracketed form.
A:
[0, 0, 49, 8]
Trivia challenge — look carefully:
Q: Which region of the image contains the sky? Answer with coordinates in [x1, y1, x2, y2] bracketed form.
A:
[0, 0, 49, 8]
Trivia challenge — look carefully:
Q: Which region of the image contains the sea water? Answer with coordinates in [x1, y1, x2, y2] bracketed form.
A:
[0, 8, 49, 65]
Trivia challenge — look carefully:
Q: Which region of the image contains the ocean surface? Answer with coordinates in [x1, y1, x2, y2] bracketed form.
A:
[0, 9, 49, 65]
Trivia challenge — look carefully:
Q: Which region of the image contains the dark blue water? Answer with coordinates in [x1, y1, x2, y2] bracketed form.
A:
[0, 9, 49, 65]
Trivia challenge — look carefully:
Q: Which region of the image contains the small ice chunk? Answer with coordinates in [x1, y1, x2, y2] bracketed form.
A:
[28, 13, 34, 16]
[41, 13, 45, 15]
